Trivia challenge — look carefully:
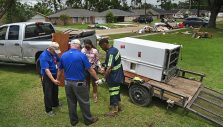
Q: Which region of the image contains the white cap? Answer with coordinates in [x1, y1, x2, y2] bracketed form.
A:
[49, 42, 61, 54]
[69, 39, 81, 45]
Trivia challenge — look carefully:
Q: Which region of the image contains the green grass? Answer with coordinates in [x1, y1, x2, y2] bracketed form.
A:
[0, 64, 213, 127]
[1, 26, 223, 126]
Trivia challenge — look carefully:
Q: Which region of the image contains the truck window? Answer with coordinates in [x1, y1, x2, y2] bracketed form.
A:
[25, 23, 55, 39]
[0, 26, 8, 40]
[8, 25, 20, 40]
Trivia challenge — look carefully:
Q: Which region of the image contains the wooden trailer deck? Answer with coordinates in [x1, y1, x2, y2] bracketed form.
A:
[124, 71, 202, 107]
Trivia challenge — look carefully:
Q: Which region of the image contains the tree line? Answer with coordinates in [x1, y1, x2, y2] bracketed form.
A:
[0, 0, 222, 28]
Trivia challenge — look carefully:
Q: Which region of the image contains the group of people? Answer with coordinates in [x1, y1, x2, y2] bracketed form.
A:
[39, 38, 124, 126]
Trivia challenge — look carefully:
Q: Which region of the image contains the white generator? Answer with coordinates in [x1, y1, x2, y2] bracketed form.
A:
[114, 37, 181, 82]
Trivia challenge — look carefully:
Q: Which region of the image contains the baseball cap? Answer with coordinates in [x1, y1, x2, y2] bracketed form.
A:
[49, 42, 61, 54]
[69, 39, 81, 45]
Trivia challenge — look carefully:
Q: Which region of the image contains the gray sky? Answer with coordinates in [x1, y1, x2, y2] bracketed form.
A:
[20, 0, 184, 6]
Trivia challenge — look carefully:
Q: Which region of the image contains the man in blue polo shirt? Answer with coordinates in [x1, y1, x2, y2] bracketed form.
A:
[57, 39, 102, 126]
[99, 38, 124, 117]
[39, 42, 61, 116]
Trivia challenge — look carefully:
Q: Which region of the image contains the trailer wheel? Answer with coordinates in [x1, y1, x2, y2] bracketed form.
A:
[129, 84, 152, 107]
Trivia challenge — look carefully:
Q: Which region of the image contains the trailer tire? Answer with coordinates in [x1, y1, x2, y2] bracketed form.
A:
[129, 84, 152, 107]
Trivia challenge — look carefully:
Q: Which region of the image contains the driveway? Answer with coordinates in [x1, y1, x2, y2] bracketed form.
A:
[55, 24, 147, 36]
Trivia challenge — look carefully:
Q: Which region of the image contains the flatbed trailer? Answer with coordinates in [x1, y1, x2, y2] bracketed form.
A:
[124, 69, 223, 126]
[113, 37, 222, 126]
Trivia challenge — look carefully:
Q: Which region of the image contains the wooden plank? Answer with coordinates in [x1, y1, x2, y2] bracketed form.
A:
[52, 33, 70, 87]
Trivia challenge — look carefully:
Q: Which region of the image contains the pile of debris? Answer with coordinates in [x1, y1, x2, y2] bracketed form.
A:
[138, 25, 154, 33]
[192, 27, 213, 39]
[88, 24, 110, 29]
[137, 20, 183, 34]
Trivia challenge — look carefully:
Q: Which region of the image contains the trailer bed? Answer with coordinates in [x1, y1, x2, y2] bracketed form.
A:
[149, 77, 201, 104]
[124, 71, 202, 107]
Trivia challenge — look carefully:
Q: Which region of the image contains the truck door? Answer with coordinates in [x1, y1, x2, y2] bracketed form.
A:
[0, 26, 9, 61]
[5, 25, 23, 62]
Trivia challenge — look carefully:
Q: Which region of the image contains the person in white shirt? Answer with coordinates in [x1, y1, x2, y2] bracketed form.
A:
[81, 39, 103, 103]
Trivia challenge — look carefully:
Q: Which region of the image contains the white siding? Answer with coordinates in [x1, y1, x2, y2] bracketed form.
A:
[124, 16, 135, 22]
[95, 17, 106, 24]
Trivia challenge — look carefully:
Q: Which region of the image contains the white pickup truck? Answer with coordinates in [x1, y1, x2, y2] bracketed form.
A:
[0, 22, 96, 67]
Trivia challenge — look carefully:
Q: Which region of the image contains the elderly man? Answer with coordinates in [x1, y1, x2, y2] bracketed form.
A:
[57, 39, 102, 126]
[39, 42, 61, 116]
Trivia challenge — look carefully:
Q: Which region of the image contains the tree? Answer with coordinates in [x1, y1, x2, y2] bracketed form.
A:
[60, 14, 70, 25]
[121, 0, 130, 11]
[39, 0, 61, 12]
[0, 0, 16, 19]
[208, 0, 223, 28]
[110, 0, 122, 9]
[5, 2, 34, 23]
[157, 0, 175, 10]
[106, 11, 115, 23]
[131, 0, 142, 8]
[97, 0, 111, 12]
[83, 0, 98, 10]
[66, 0, 83, 8]
[33, 2, 53, 16]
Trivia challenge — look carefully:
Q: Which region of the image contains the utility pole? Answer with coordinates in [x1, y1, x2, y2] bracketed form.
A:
[144, 0, 146, 17]
[197, 0, 200, 17]
[189, 0, 191, 10]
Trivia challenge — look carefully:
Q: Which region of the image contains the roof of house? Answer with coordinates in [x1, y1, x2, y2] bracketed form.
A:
[36, 12, 47, 17]
[150, 7, 178, 15]
[132, 8, 178, 16]
[176, 9, 209, 15]
[131, 9, 146, 15]
[48, 8, 100, 18]
[100, 9, 134, 16]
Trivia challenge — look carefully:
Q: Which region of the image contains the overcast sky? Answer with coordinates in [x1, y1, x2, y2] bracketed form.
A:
[20, 0, 184, 6]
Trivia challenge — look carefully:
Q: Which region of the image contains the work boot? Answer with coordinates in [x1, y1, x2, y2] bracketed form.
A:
[85, 117, 99, 126]
[104, 106, 118, 117]
[118, 102, 123, 112]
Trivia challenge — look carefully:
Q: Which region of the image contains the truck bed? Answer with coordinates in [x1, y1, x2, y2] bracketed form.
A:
[124, 71, 202, 107]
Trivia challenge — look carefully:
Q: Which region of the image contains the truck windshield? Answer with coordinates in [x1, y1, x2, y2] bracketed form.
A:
[25, 23, 55, 39]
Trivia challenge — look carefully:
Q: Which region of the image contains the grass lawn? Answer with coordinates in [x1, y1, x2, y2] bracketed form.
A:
[1, 25, 223, 126]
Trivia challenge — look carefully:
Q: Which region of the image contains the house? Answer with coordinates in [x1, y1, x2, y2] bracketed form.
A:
[176, 9, 209, 17]
[47, 8, 101, 25]
[100, 9, 135, 22]
[27, 12, 48, 22]
[132, 8, 177, 19]
[148, 8, 178, 19]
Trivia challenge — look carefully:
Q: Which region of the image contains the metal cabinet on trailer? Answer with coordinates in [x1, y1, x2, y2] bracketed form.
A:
[114, 37, 181, 82]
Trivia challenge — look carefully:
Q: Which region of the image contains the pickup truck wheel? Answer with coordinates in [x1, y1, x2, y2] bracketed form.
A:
[129, 84, 152, 107]
[36, 58, 41, 75]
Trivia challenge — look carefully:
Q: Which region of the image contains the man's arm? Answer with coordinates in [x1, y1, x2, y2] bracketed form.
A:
[104, 66, 112, 79]
[45, 69, 60, 85]
[56, 68, 62, 81]
[88, 67, 99, 81]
